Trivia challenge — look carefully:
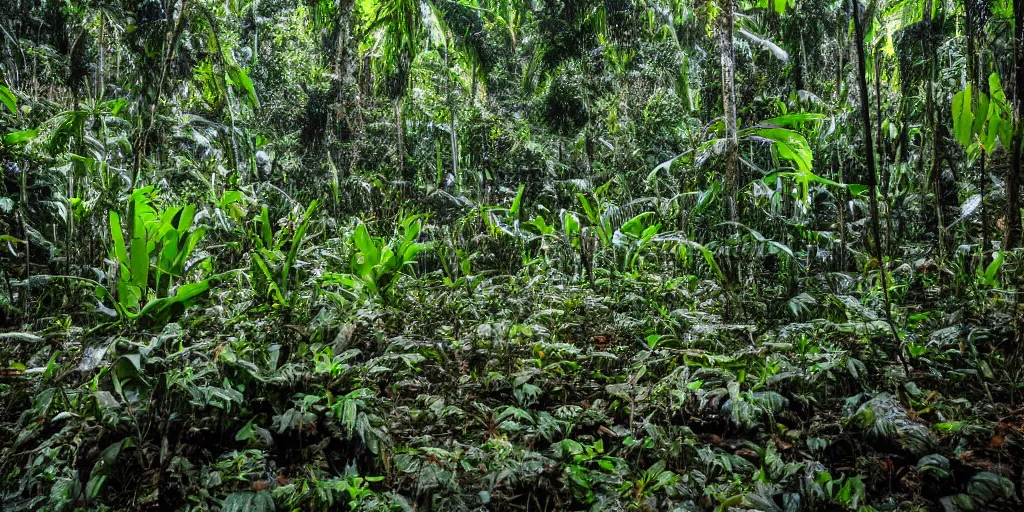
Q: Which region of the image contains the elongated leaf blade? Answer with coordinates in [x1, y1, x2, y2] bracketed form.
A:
[952, 87, 974, 147]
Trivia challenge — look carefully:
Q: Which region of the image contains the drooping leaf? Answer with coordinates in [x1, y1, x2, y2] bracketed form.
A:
[756, 128, 812, 172]
[952, 87, 975, 147]
[737, 27, 789, 63]
[226, 66, 260, 110]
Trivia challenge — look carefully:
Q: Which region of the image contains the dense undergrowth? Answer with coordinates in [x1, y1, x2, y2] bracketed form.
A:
[2, 185, 1023, 511]
[4, 0, 1024, 510]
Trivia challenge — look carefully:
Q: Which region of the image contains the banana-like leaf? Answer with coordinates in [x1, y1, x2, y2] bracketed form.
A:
[226, 65, 260, 110]
[754, 128, 812, 172]
[0, 84, 16, 114]
[952, 87, 975, 148]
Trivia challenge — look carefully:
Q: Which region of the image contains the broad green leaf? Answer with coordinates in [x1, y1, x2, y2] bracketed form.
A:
[757, 128, 812, 172]
[258, 206, 273, 249]
[252, 253, 285, 303]
[847, 184, 869, 196]
[577, 193, 598, 224]
[227, 66, 260, 110]
[402, 242, 426, 263]
[983, 114, 1001, 150]
[620, 212, 654, 237]
[989, 72, 1008, 104]
[563, 211, 580, 238]
[109, 212, 129, 270]
[760, 113, 825, 127]
[985, 251, 1004, 287]
[86, 474, 107, 500]
[971, 92, 989, 138]
[130, 201, 150, 295]
[511, 183, 525, 218]
[137, 280, 211, 324]
[952, 87, 974, 147]
[219, 190, 243, 207]
[353, 223, 379, 263]
[3, 129, 37, 145]
[0, 85, 16, 114]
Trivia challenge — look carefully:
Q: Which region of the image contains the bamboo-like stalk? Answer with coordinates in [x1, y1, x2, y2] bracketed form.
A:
[720, 0, 739, 223]
[851, 0, 909, 373]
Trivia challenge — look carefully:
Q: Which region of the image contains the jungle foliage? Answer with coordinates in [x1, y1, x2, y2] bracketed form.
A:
[2, 0, 1024, 510]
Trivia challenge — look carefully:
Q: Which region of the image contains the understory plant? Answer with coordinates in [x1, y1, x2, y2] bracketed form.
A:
[102, 186, 210, 327]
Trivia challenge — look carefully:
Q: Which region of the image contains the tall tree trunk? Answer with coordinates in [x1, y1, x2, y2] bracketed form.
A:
[874, 48, 887, 196]
[396, 99, 407, 183]
[874, 48, 893, 256]
[966, 4, 989, 250]
[334, 0, 357, 135]
[835, 23, 848, 271]
[719, 0, 739, 223]
[852, 0, 909, 371]
[19, 159, 29, 318]
[446, 44, 459, 189]
[925, 0, 947, 265]
[1006, 0, 1024, 249]
[97, 11, 104, 97]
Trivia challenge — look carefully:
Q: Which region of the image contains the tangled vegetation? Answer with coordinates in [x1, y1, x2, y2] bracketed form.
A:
[2, 0, 1024, 510]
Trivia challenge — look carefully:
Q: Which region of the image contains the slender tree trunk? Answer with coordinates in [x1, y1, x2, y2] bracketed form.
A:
[446, 44, 459, 189]
[395, 99, 406, 182]
[875, 48, 887, 197]
[966, 4, 989, 251]
[719, 0, 739, 223]
[929, 62, 947, 256]
[835, 29, 848, 271]
[835, 153, 849, 271]
[334, 0, 356, 133]
[1006, 0, 1024, 249]
[852, 0, 909, 372]
[252, 0, 259, 65]
[924, 0, 947, 268]
[97, 11, 104, 97]
[874, 48, 894, 256]
[450, 108, 459, 187]
[19, 160, 29, 318]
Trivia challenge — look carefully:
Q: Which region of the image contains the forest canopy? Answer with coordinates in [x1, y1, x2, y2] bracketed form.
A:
[2, 0, 1024, 510]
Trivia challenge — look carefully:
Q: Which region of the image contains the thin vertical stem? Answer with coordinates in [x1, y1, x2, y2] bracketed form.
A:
[852, 0, 909, 373]
[720, 0, 739, 223]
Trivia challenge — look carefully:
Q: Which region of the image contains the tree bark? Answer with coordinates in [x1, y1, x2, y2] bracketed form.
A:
[1005, 0, 1024, 249]
[925, 2, 947, 263]
[446, 44, 459, 188]
[396, 99, 407, 183]
[97, 11, 104, 97]
[334, 0, 357, 136]
[719, 0, 739, 223]
[874, 47, 893, 256]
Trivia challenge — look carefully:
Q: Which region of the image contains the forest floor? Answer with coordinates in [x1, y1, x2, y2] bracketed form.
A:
[4, 243, 1024, 511]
